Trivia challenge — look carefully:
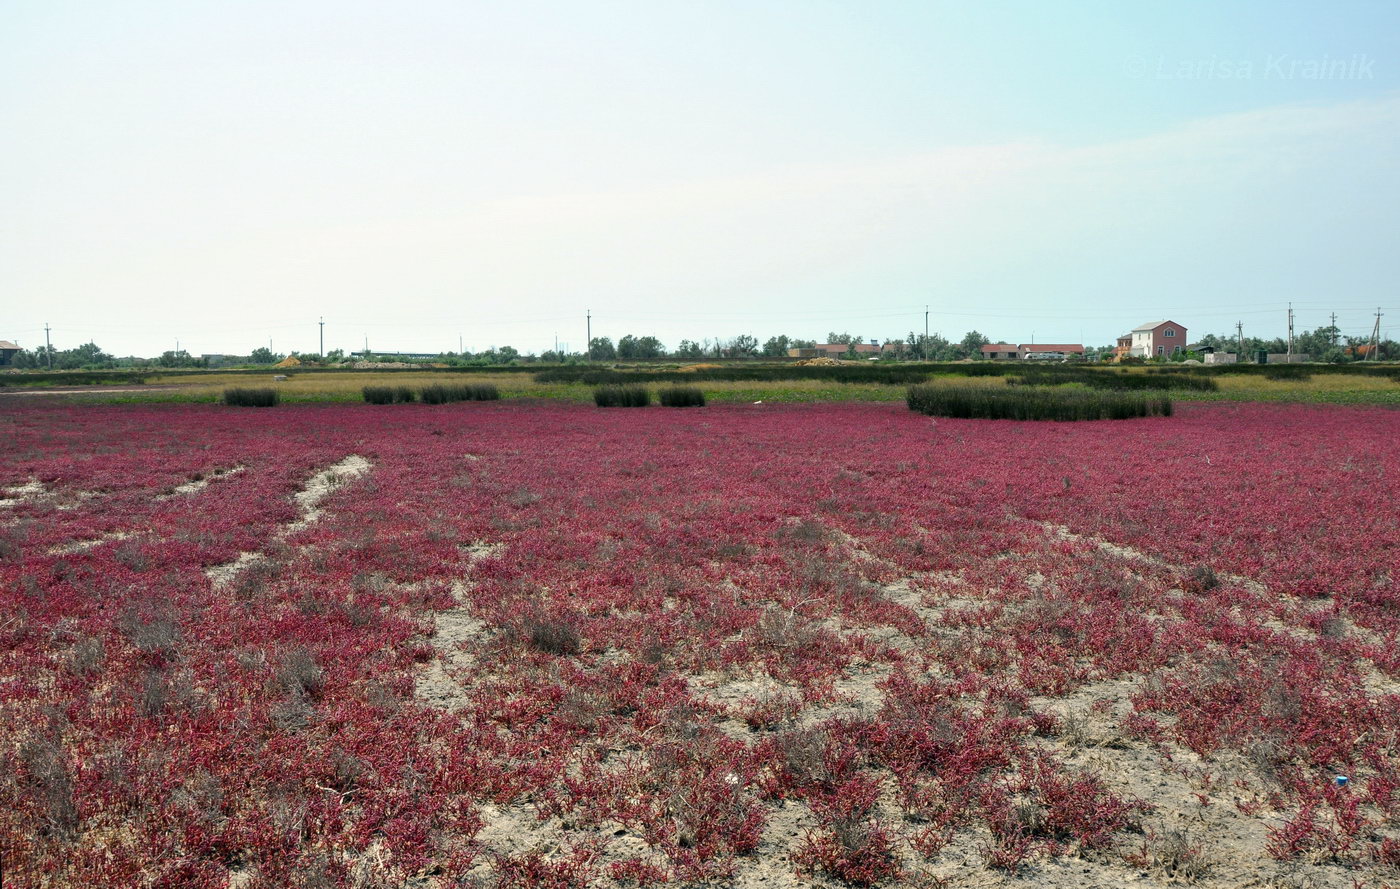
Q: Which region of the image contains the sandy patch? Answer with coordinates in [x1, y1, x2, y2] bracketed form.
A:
[205, 455, 371, 587]
[159, 465, 246, 500]
[414, 541, 503, 710]
[287, 455, 372, 533]
[0, 479, 46, 508]
[1038, 521, 1268, 596]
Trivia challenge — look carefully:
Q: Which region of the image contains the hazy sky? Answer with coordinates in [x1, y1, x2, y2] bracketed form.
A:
[4, 1, 1399, 357]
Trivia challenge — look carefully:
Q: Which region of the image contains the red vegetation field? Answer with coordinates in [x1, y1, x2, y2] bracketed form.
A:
[1, 400, 1397, 888]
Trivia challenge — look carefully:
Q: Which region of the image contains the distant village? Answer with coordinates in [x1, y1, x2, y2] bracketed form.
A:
[795, 320, 1285, 364]
[1, 316, 1389, 369]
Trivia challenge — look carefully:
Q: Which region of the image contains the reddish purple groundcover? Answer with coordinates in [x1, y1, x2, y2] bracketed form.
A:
[1, 400, 1397, 886]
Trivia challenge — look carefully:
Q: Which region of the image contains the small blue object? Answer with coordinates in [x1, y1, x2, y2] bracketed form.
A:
[1335, 775, 1349, 787]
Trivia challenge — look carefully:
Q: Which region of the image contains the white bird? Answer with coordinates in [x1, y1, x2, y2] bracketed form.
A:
[753, 400, 763, 404]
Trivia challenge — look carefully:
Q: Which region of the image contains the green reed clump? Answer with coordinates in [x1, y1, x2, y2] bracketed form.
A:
[593, 384, 651, 407]
[419, 383, 500, 404]
[907, 384, 1171, 421]
[658, 385, 706, 407]
[221, 387, 279, 407]
[362, 386, 416, 404]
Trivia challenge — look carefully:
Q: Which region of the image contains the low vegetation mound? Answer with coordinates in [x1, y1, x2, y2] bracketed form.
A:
[419, 383, 500, 404]
[907, 384, 1172, 420]
[658, 385, 706, 407]
[221, 387, 279, 407]
[539, 364, 934, 385]
[1014, 368, 1218, 392]
[362, 385, 417, 404]
[593, 384, 651, 407]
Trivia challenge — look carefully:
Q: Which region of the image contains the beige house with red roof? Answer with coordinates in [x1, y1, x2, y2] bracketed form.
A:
[980, 343, 1018, 359]
[0, 340, 19, 367]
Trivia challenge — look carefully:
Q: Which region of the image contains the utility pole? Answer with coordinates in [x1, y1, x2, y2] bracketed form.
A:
[1330, 312, 1339, 347]
[319, 317, 325, 357]
[924, 304, 928, 358]
[1286, 303, 1294, 361]
[459, 334, 463, 355]
[44, 322, 52, 369]
[1370, 308, 1383, 361]
[586, 309, 592, 359]
[1236, 321, 1244, 360]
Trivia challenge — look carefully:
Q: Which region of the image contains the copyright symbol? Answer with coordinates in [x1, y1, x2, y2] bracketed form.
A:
[1125, 54, 1148, 79]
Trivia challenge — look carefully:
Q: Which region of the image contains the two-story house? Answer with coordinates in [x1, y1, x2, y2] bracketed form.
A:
[1129, 321, 1187, 358]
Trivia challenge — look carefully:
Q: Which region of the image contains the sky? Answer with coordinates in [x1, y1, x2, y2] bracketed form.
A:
[3, 0, 1399, 357]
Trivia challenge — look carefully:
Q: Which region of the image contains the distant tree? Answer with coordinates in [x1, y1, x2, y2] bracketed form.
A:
[724, 334, 759, 358]
[156, 349, 203, 368]
[617, 335, 665, 360]
[906, 331, 954, 360]
[761, 335, 792, 358]
[55, 341, 114, 369]
[826, 332, 861, 346]
[13, 346, 54, 369]
[790, 338, 816, 350]
[1294, 324, 1341, 358]
[249, 347, 279, 365]
[588, 337, 616, 361]
[958, 331, 990, 358]
[325, 348, 345, 363]
[1195, 333, 1235, 353]
[674, 340, 704, 360]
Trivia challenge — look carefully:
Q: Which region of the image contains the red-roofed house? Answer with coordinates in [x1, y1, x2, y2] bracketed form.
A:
[980, 343, 1018, 360]
[0, 341, 19, 367]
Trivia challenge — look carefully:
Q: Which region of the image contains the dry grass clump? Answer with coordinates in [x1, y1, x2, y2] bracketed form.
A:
[527, 618, 581, 656]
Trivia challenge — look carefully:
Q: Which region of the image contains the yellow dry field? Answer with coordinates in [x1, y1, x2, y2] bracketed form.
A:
[146, 371, 542, 400]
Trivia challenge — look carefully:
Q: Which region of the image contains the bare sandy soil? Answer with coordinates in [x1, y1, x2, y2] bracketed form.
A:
[409, 521, 1397, 889]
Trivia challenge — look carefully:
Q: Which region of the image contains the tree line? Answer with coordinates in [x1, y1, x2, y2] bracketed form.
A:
[5, 324, 1395, 371]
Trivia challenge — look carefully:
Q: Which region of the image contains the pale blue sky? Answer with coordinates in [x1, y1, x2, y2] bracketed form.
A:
[4, 1, 1398, 356]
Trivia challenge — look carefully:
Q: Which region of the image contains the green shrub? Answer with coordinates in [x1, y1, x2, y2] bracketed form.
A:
[906, 384, 1171, 421]
[593, 384, 651, 407]
[221, 387, 279, 407]
[419, 383, 501, 404]
[658, 385, 706, 407]
[362, 386, 416, 404]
